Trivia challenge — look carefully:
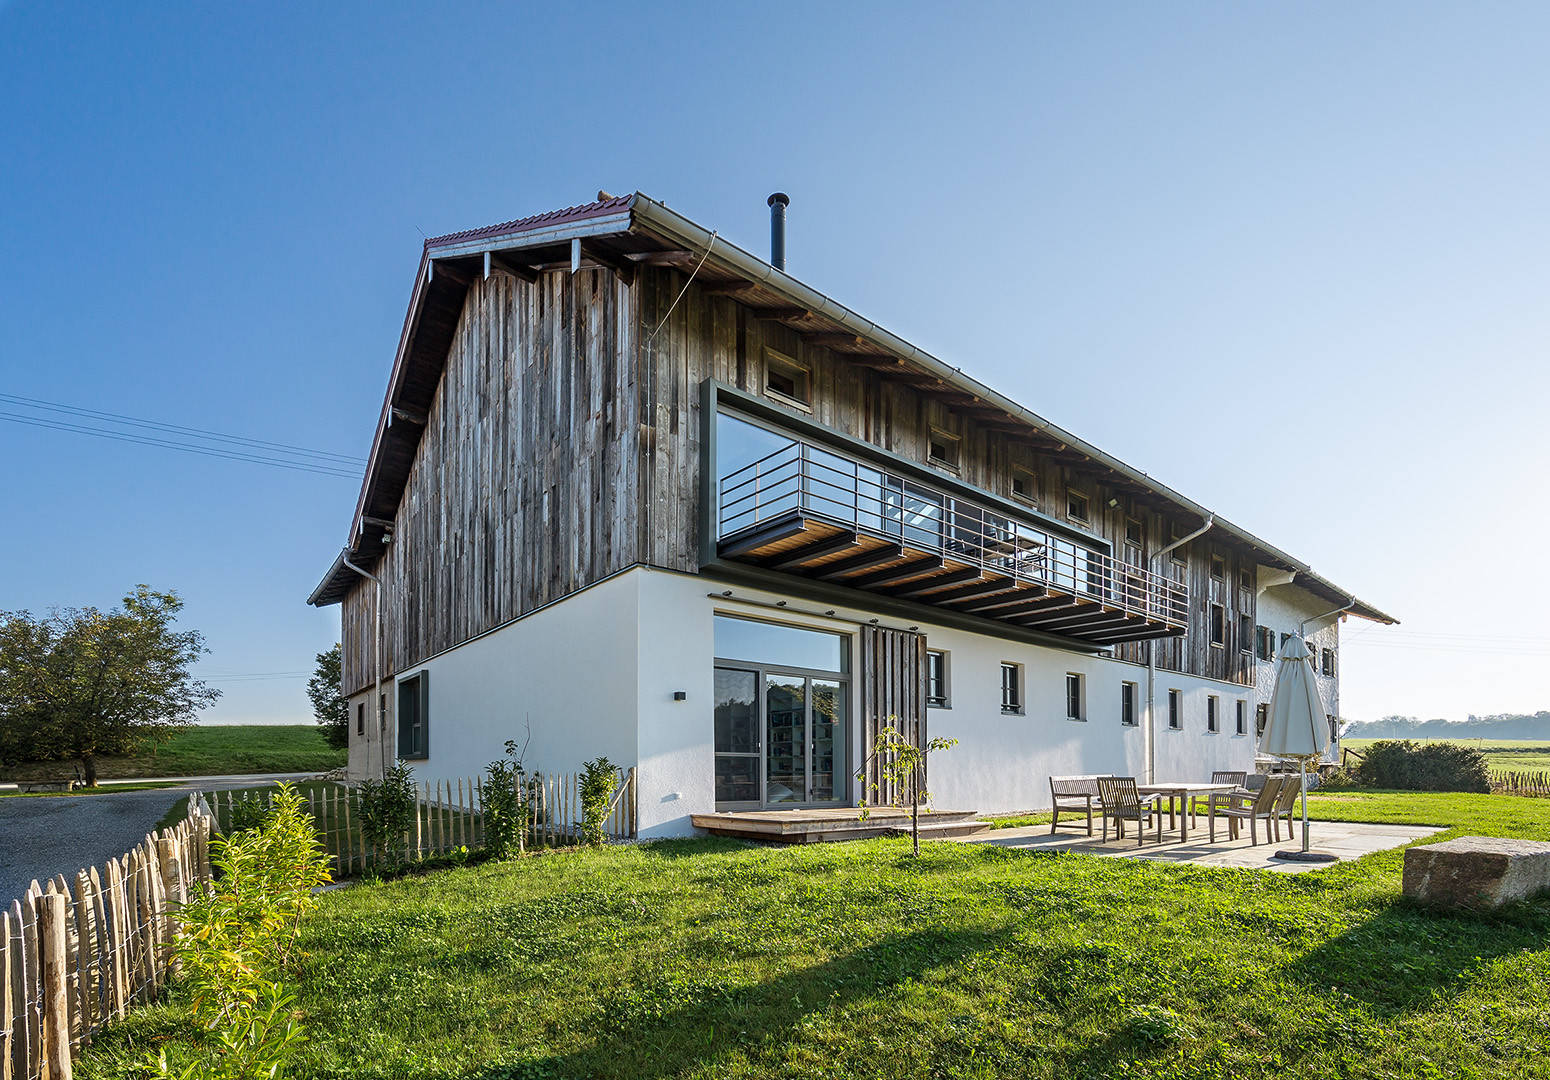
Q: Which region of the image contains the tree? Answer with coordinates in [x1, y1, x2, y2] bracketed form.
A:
[856, 724, 958, 857]
[306, 644, 348, 750]
[0, 586, 219, 785]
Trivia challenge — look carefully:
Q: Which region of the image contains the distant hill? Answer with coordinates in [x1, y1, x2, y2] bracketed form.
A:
[1345, 712, 1550, 741]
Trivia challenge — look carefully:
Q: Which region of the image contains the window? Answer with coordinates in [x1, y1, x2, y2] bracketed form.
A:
[1207, 695, 1219, 733]
[764, 349, 810, 406]
[1255, 625, 1275, 661]
[1210, 553, 1226, 580]
[926, 650, 950, 708]
[1210, 604, 1226, 647]
[1280, 631, 1293, 650]
[1238, 613, 1253, 653]
[1125, 519, 1144, 546]
[1066, 490, 1090, 523]
[1239, 568, 1253, 592]
[355, 702, 365, 736]
[927, 429, 960, 470]
[1011, 468, 1037, 505]
[1329, 715, 1340, 743]
[1256, 703, 1269, 737]
[396, 672, 429, 760]
[714, 615, 847, 672]
[1235, 699, 1247, 735]
[1065, 673, 1085, 722]
[1305, 639, 1316, 661]
[1167, 689, 1181, 730]
[1321, 648, 1336, 677]
[1000, 662, 1023, 714]
[1121, 681, 1138, 726]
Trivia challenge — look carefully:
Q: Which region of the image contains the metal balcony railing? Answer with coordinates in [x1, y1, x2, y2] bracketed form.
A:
[718, 439, 1189, 628]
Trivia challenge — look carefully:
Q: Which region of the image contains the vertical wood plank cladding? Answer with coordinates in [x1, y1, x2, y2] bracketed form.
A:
[634, 266, 1251, 687]
[858, 626, 927, 806]
[341, 269, 637, 694]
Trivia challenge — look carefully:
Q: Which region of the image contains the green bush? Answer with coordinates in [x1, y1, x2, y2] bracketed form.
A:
[483, 740, 531, 859]
[1350, 739, 1491, 793]
[153, 782, 332, 1079]
[578, 757, 619, 848]
[355, 762, 419, 867]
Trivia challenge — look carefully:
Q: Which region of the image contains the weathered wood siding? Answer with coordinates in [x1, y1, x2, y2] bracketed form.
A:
[342, 269, 637, 693]
[634, 266, 1256, 687]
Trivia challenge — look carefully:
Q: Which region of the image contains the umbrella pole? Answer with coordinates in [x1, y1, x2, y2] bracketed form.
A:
[1300, 759, 1310, 853]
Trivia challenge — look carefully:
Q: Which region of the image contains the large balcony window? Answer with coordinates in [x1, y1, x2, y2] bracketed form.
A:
[713, 412, 1187, 645]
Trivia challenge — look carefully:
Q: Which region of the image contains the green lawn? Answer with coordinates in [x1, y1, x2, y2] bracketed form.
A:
[0, 780, 182, 799]
[1344, 737, 1550, 774]
[1, 724, 345, 782]
[79, 791, 1550, 1079]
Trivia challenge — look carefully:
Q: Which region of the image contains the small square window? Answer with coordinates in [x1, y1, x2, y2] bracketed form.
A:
[1167, 689, 1182, 730]
[926, 649, 950, 708]
[1239, 568, 1253, 592]
[1011, 469, 1037, 505]
[1210, 553, 1226, 580]
[1235, 699, 1247, 736]
[1000, 662, 1023, 714]
[1207, 695, 1219, 733]
[1067, 490, 1090, 523]
[928, 430, 960, 470]
[1125, 519, 1144, 546]
[1121, 681, 1138, 727]
[356, 702, 365, 736]
[765, 350, 810, 406]
[1065, 673, 1085, 722]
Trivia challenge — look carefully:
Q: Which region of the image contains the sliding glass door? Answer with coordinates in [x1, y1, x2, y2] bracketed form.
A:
[713, 615, 850, 810]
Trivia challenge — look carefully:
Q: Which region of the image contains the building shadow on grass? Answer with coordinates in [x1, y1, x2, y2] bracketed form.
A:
[1286, 896, 1550, 1015]
[456, 926, 1015, 1080]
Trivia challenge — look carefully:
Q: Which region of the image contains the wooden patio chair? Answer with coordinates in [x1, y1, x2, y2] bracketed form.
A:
[1096, 776, 1164, 846]
[1189, 771, 1249, 827]
[1049, 775, 1108, 835]
[1271, 772, 1302, 842]
[1209, 775, 1283, 845]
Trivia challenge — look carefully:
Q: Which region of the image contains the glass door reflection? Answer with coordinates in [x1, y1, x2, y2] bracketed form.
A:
[764, 676, 807, 804]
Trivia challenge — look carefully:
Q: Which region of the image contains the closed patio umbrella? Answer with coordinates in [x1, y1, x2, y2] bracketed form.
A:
[1260, 635, 1336, 862]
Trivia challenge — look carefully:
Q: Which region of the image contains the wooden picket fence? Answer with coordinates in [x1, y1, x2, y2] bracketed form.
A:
[1492, 769, 1550, 798]
[201, 766, 638, 874]
[1, 795, 213, 1080]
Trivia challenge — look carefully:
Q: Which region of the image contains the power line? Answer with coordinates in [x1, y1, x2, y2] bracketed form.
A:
[0, 411, 360, 479]
[0, 393, 366, 466]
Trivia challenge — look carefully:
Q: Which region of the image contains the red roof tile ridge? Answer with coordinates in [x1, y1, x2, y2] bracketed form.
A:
[424, 194, 635, 248]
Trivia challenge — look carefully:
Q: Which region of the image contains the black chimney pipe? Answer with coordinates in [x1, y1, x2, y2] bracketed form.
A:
[767, 192, 789, 271]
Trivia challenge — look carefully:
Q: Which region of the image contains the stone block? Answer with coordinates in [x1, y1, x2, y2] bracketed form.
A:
[1402, 835, 1550, 910]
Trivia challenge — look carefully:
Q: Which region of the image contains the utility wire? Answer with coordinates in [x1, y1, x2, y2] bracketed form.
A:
[0, 411, 360, 479]
[0, 392, 365, 466]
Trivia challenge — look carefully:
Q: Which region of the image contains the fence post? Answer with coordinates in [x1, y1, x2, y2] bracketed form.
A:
[39, 890, 71, 1080]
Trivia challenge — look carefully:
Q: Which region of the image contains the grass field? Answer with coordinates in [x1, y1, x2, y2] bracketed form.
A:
[1343, 737, 1550, 773]
[0, 781, 182, 799]
[1, 724, 345, 783]
[79, 791, 1550, 1079]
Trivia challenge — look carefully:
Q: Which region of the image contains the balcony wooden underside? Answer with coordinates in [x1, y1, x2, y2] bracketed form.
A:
[718, 510, 1185, 645]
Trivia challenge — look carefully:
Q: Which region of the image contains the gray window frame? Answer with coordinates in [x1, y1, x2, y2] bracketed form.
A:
[1000, 662, 1023, 715]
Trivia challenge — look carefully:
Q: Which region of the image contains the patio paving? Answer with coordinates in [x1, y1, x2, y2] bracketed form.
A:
[963, 819, 1444, 872]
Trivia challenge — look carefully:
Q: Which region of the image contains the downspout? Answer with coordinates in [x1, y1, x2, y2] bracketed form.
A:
[1299, 596, 1353, 635]
[1145, 514, 1215, 783]
[341, 551, 388, 782]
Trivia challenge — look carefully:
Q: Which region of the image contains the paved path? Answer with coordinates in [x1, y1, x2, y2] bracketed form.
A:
[0, 773, 316, 904]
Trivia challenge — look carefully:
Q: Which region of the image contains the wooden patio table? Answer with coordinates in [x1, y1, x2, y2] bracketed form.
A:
[1136, 782, 1239, 842]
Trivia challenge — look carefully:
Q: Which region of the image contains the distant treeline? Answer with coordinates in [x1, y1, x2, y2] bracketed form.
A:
[1346, 712, 1550, 741]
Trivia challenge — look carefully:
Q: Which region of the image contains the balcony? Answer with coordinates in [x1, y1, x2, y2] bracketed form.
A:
[715, 438, 1188, 645]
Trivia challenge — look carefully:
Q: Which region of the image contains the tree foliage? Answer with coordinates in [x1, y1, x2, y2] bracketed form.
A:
[856, 725, 958, 857]
[306, 643, 348, 750]
[0, 586, 219, 784]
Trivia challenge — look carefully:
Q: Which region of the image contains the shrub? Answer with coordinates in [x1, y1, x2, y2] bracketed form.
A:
[483, 739, 531, 858]
[153, 782, 332, 1079]
[1350, 739, 1491, 793]
[224, 792, 270, 835]
[355, 762, 419, 867]
[578, 757, 619, 847]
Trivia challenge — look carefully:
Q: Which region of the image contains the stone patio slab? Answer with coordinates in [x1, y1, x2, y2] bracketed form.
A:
[963, 819, 1444, 872]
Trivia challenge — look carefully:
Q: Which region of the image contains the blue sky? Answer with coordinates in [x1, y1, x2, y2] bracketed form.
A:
[2, 2, 1546, 725]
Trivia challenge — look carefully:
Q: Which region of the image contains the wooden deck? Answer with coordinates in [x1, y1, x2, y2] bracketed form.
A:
[691, 806, 987, 844]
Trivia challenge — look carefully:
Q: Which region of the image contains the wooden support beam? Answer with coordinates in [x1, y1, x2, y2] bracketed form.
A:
[1085, 624, 1181, 646]
[847, 556, 946, 590]
[570, 237, 582, 273]
[580, 241, 636, 285]
[1034, 610, 1140, 634]
[956, 588, 1051, 614]
[1006, 598, 1094, 625]
[488, 252, 539, 282]
[705, 281, 757, 295]
[751, 307, 810, 321]
[361, 515, 395, 530]
[390, 405, 427, 426]
[884, 566, 984, 598]
[428, 259, 474, 286]
[815, 544, 905, 580]
[1069, 615, 1154, 641]
[765, 531, 859, 570]
[802, 333, 870, 351]
[935, 578, 1021, 604]
[719, 515, 809, 559]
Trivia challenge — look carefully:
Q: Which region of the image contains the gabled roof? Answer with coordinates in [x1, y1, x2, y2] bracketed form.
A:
[309, 192, 1396, 627]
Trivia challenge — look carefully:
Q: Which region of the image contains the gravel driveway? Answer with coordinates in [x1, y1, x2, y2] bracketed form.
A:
[0, 774, 313, 904]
